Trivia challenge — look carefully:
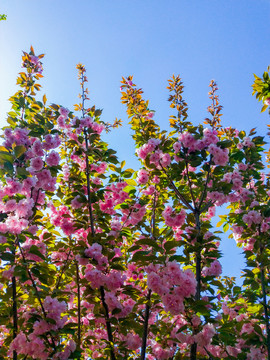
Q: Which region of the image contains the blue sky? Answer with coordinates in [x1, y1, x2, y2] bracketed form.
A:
[1, 0, 270, 282]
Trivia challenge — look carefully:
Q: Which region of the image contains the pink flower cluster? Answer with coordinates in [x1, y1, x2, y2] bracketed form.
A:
[149, 150, 171, 169]
[175, 128, 219, 154]
[91, 161, 107, 174]
[53, 340, 76, 360]
[3, 127, 31, 148]
[222, 169, 243, 191]
[136, 169, 149, 184]
[46, 150, 61, 167]
[194, 324, 215, 348]
[202, 259, 222, 277]
[22, 237, 46, 261]
[136, 138, 161, 159]
[124, 332, 141, 350]
[151, 342, 174, 360]
[70, 115, 105, 135]
[8, 332, 48, 359]
[242, 210, 262, 227]
[162, 206, 186, 227]
[84, 243, 108, 267]
[147, 261, 196, 315]
[121, 203, 146, 226]
[178, 132, 204, 152]
[207, 191, 228, 206]
[242, 137, 255, 148]
[50, 205, 74, 235]
[208, 144, 229, 166]
[26, 54, 43, 74]
[99, 182, 129, 214]
[85, 261, 125, 292]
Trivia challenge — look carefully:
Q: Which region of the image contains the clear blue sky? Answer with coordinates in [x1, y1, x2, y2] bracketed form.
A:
[1, 0, 270, 282]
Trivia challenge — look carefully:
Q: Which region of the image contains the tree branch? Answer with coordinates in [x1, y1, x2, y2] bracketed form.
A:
[140, 289, 152, 360]
[18, 240, 56, 350]
[100, 286, 116, 360]
[75, 261, 81, 352]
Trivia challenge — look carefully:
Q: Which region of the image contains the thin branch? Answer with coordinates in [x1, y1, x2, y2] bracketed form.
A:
[183, 153, 196, 207]
[203, 346, 214, 359]
[12, 274, 18, 360]
[11, 243, 18, 360]
[17, 240, 56, 350]
[259, 240, 270, 360]
[198, 156, 213, 211]
[54, 248, 72, 290]
[75, 261, 81, 353]
[84, 130, 95, 237]
[160, 164, 194, 211]
[140, 289, 152, 360]
[100, 286, 116, 360]
[190, 209, 202, 360]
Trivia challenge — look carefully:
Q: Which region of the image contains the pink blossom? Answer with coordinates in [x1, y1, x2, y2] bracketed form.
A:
[203, 260, 222, 277]
[136, 169, 149, 184]
[125, 333, 141, 350]
[46, 151, 60, 167]
[242, 136, 254, 148]
[159, 152, 171, 168]
[5, 216, 28, 234]
[28, 156, 43, 172]
[59, 107, 70, 118]
[85, 268, 106, 288]
[264, 97, 270, 106]
[16, 198, 34, 218]
[32, 139, 44, 156]
[146, 111, 154, 119]
[43, 134, 61, 150]
[105, 271, 126, 290]
[162, 206, 186, 227]
[242, 210, 262, 227]
[71, 195, 82, 209]
[5, 199, 17, 212]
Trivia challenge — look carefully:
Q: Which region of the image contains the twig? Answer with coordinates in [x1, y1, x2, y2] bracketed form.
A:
[140, 289, 152, 360]
[12, 274, 17, 360]
[198, 156, 213, 211]
[54, 248, 72, 290]
[17, 240, 56, 350]
[190, 210, 202, 360]
[160, 164, 194, 211]
[100, 286, 116, 360]
[75, 261, 81, 353]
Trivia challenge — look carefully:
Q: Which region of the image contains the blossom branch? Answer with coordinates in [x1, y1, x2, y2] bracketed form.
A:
[75, 261, 81, 352]
[17, 240, 56, 350]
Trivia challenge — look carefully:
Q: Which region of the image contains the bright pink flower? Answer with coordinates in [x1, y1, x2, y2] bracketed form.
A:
[136, 169, 149, 184]
[32, 139, 44, 156]
[46, 151, 60, 167]
[28, 157, 43, 172]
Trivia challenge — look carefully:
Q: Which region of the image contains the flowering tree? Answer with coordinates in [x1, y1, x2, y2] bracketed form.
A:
[0, 47, 269, 360]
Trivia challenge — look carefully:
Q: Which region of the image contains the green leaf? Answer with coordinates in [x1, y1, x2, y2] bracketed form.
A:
[164, 240, 179, 252]
[29, 245, 46, 260]
[223, 223, 229, 232]
[14, 145, 26, 158]
[1, 252, 15, 262]
[0, 152, 13, 163]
